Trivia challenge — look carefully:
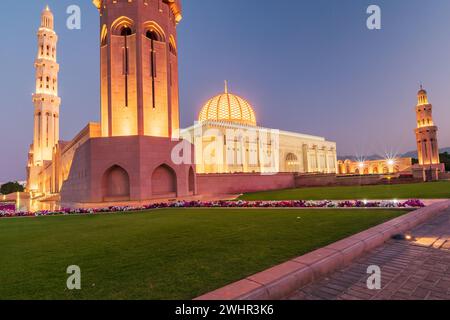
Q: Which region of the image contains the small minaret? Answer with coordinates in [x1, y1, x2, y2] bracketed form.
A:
[415, 86, 440, 167]
[31, 6, 61, 165]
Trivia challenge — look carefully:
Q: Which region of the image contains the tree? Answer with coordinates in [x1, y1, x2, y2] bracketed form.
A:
[440, 152, 450, 172]
[0, 182, 24, 195]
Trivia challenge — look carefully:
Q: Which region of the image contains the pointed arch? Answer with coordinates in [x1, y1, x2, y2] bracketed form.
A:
[100, 24, 108, 46]
[285, 153, 300, 173]
[169, 35, 177, 55]
[102, 165, 130, 200]
[188, 167, 195, 193]
[111, 16, 135, 36]
[142, 21, 166, 42]
[152, 164, 177, 196]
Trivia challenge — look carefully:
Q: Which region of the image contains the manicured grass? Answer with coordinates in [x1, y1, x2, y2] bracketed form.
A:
[239, 181, 450, 201]
[0, 208, 407, 300]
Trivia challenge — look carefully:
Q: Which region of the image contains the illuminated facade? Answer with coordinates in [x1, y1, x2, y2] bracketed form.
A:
[27, 7, 61, 192]
[27, 1, 195, 202]
[182, 84, 337, 175]
[413, 86, 445, 180]
[337, 158, 413, 176]
[26, 1, 339, 205]
[415, 86, 439, 166]
[96, 0, 181, 138]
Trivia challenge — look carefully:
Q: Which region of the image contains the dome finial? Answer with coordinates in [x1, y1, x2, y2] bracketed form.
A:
[224, 80, 228, 94]
[417, 83, 429, 105]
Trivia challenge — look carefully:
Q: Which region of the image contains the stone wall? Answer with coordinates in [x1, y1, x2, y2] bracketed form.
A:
[61, 136, 195, 204]
[197, 172, 424, 196]
[294, 174, 382, 188]
[197, 173, 296, 195]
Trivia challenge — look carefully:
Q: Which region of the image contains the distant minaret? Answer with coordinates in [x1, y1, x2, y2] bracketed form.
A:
[415, 86, 440, 166]
[32, 6, 61, 165]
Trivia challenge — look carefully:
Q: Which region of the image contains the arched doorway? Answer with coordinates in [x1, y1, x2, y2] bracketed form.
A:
[285, 153, 299, 172]
[188, 167, 195, 194]
[152, 164, 177, 197]
[102, 165, 130, 201]
[372, 167, 379, 174]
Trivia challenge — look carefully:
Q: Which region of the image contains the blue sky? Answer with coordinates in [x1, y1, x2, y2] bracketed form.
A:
[1, 0, 450, 181]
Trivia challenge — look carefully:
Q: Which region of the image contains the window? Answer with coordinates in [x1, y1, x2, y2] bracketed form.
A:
[146, 30, 159, 109]
[121, 27, 132, 107]
[46, 113, 50, 147]
[146, 30, 160, 41]
[121, 27, 132, 36]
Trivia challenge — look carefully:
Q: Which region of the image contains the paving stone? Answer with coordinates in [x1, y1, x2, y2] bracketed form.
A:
[287, 207, 450, 300]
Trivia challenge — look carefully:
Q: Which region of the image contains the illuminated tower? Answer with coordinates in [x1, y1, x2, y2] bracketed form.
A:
[32, 6, 61, 165]
[93, 0, 182, 138]
[415, 86, 440, 167]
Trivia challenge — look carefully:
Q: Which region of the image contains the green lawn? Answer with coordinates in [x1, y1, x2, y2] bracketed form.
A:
[239, 181, 450, 201]
[0, 208, 407, 300]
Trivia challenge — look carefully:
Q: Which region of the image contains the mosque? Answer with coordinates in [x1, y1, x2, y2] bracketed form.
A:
[26, 1, 338, 205]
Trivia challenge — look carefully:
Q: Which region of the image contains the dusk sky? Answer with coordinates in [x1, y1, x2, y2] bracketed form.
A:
[1, 0, 450, 181]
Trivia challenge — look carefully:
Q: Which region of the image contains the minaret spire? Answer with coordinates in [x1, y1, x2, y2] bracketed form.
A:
[415, 86, 439, 167]
[224, 80, 228, 94]
[40, 5, 54, 29]
[31, 8, 61, 164]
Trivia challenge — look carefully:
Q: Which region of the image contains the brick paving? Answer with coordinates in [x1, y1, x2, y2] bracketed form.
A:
[288, 208, 450, 300]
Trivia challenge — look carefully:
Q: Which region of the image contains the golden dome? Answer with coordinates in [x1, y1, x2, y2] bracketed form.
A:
[199, 82, 257, 126]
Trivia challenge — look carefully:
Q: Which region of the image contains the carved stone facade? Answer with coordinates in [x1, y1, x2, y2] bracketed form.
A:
[413, 86, 445, 180]
[27, 7, 61, 192]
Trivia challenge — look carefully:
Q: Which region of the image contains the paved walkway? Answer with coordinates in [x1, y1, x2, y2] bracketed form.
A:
[288, 208, 450, 300]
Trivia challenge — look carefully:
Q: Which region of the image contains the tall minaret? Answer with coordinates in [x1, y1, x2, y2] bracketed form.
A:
[93, 0, 182, 138]
[415, 86, 440, 166]
[32, 6, 61, 165]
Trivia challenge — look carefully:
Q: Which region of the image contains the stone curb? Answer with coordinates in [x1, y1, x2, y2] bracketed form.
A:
[194, 200, 450, 301]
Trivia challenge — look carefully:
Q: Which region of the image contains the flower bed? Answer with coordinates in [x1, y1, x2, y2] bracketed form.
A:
[0, 199, 425, 219]
[0, 203, 15, 211]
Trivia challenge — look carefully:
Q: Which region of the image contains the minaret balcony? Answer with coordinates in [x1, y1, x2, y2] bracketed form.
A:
[32, 93, 61, 104]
